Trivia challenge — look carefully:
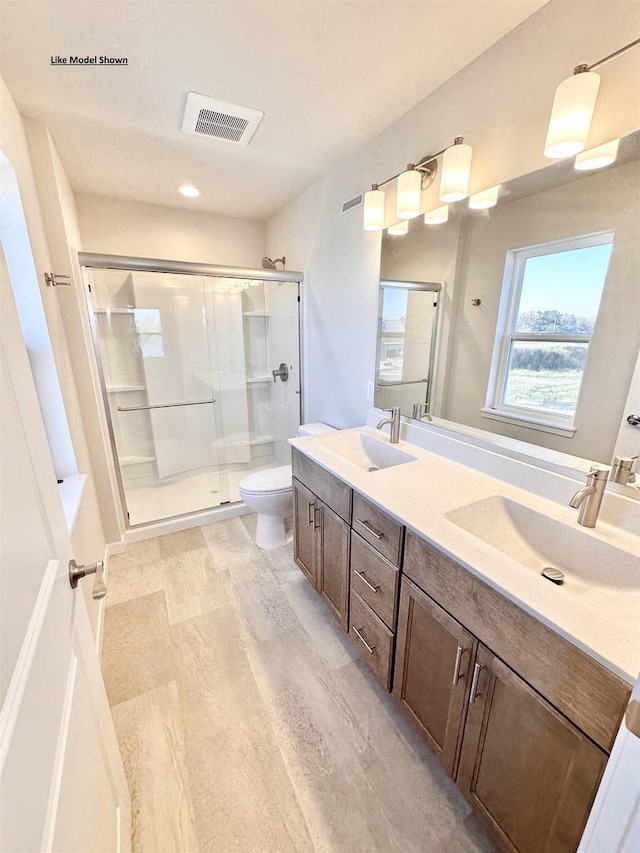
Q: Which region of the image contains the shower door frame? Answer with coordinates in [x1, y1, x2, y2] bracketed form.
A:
[79, 252, 304, 530]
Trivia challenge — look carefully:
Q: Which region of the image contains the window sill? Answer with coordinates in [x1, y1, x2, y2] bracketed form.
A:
[480, 408, 577, 438]
[58, 474, 87, 532]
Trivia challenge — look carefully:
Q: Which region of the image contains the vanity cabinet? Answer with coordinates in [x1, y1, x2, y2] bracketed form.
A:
[397, 532, 630, 853]
[292, 450, 351, 630]
[393, 577, 477, 775]
[457, 644, 607, 853]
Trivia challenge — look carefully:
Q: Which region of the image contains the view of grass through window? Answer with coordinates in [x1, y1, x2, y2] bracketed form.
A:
[502, 240, 612, 416]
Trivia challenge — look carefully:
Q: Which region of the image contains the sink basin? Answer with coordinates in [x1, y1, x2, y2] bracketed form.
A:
[445, 495, 639, 591]
[318, 430, 417, 472]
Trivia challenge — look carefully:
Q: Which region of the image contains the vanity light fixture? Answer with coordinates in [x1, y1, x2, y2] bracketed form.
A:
[544, 37, 640, 159]
[396, 167, 423, 219]
[178, 183, 201, 198]
[387, 220, 409, 236]
[574, 138, 620, 170]
[363, 187, 386, 230]
[468, 185, 499, 210]
[439, 137, 473, 202]
[362, 136, 472, 232]
[424, 205, 449, 224]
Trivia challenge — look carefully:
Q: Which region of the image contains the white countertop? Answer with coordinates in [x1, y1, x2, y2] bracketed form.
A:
[290, 427, 640, 685]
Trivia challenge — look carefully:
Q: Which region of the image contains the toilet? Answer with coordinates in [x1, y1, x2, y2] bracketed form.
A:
[239, 423, 336, 549]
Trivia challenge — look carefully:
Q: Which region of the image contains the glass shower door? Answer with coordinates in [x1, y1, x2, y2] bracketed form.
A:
[211, 275, 301, 502]
[89, 268, 229, 525]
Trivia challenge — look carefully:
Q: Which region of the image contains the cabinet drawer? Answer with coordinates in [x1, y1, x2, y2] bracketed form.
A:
[349, 590, 394, 690]
[350, 531, 399, 630]
[404, 531, 630, 752]
[352, 492, 403, 565]
[292, 448, 351, 522]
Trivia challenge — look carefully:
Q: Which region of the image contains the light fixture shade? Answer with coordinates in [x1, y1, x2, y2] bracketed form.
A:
[396, 169, 422, 219]
[574, 138, 619, 170]
[178, 184, 201, 197]
[363, 188, 386, 231]
[439, 142, 473, 202]
[387, 220, 409, 235]
[544, 71, 600, 159]
[468, 185, 499, 210]
[424, 205, 449, 225]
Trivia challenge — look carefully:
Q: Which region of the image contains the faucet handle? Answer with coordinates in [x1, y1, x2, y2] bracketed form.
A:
[588, 464, 611, 478]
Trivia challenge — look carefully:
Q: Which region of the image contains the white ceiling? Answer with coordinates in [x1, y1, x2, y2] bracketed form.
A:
[0, 0, 547, 220]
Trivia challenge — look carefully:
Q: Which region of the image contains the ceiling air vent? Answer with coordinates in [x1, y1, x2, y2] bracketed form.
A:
[341, 192, 363, 214]
[181, 92, 264, 146]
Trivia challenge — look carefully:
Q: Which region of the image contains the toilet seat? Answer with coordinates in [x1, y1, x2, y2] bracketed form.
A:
[238, 464, 292, 495]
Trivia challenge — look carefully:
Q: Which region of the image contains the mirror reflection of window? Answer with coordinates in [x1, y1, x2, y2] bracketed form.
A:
[133, 308, 165, 358]
[375, 281, 441, 417]
[379, 288, 408, 381]
[489, 233, 613, 427]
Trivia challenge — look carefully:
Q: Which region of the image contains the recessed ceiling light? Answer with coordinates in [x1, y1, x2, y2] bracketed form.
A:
[178, 184, 201, 198]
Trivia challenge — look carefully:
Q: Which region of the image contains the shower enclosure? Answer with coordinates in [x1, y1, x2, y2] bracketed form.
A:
[81, 256, 302, 527]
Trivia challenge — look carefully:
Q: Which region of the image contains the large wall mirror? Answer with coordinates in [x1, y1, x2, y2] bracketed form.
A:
[377, 129, 640, 481]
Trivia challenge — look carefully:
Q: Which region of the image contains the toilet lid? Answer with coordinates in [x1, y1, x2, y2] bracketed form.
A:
[239, 465, 292, 495]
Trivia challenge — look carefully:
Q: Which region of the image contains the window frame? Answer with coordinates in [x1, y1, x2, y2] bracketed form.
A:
[483, 230, 614, 436]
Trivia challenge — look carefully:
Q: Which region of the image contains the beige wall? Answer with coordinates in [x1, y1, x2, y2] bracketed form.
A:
[267, 0, 640, 431]
[76, 194, 266, 268]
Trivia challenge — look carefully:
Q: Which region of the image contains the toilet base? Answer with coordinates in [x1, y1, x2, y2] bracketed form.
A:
[255, 513, 288, 549]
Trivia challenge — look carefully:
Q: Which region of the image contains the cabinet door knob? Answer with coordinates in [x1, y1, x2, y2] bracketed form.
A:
[469, 662, 486, 704]
[452, 645, 468, 686]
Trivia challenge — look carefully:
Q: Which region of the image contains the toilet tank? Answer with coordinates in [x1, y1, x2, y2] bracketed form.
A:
[297, 422, 337, 437]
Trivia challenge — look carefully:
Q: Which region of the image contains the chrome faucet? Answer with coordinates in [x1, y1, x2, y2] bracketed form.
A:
[412, 403, 433, 422]
[610, 455, 637, 486]
[376, 406, 402, 444]
[569, 466, 610, 528]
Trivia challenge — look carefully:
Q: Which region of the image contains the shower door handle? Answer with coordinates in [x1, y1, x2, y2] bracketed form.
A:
[117, 399, 216, 412]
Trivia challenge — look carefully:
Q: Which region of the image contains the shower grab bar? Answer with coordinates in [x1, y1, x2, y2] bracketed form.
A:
[117, 398, 216, 412]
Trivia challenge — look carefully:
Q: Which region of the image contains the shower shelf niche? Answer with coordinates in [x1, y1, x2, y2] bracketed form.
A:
[106, 384, 147, 393]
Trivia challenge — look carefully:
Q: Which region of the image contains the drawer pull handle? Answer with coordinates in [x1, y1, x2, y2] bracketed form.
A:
[307, 500, 315, 526]
[356, 518, 384, 540]
[353, 626, 376, 654]
[313, 505, 321, 530]
[469, 662, 486, 704]
[452, 645, 468, 686]
[354, 570, 379, 593]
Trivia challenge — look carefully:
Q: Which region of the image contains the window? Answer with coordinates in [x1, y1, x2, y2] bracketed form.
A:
[133, 308, 164, 358]
[484, 232, 613, 435]
[377, 287, 408, 382]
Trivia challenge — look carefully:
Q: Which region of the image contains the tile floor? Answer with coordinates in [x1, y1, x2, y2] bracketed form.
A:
[102, 516, 496, 852]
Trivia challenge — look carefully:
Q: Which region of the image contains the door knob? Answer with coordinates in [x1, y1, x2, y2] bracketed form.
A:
[68, 559, 107, 600]
[272, 363, 289, 382]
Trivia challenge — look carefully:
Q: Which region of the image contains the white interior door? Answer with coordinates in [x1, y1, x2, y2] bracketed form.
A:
[578, 678, 640, 852]
[0, 251, 130, 851]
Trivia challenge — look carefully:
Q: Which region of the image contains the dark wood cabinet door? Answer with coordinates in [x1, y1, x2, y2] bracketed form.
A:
[317, 501, 350, 630]
[393, 578, 477, 776]
[457, 645, 607, 853]
[292, 478, 317, 585]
